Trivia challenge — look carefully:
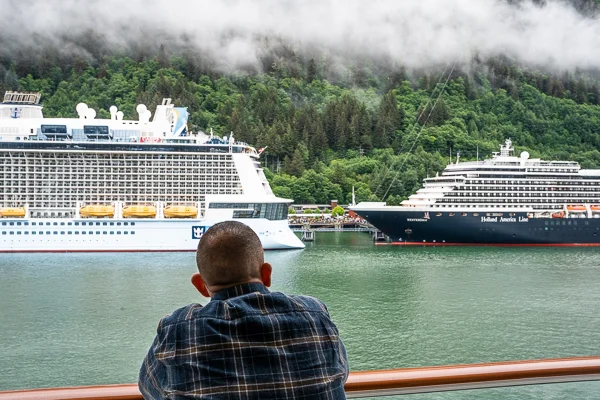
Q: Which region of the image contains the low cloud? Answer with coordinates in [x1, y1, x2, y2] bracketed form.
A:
[0, 0, 598, 72]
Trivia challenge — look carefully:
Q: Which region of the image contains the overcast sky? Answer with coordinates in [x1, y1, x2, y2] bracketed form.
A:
[1, 0, 598, 71]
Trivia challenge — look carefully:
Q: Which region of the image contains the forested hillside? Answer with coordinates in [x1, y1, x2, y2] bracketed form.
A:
[2, 52, 600, 205]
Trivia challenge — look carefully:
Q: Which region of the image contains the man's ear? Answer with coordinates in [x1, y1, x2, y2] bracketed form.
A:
[260, 263, 272, 287]
[191, 273, 211, 298]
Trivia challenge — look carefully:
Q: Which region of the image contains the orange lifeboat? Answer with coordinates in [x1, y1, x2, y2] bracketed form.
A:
[122, 205, 157, 218]
[80, 205, 115, 218]
[590, 205, 600, 212]
[566, 205, 586, 212]
[164, 205, 198, 218]
[552, 211, 565, 219]
[0, 207, 26, 217]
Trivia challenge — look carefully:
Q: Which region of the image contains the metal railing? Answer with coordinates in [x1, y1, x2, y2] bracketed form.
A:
[1, 356, 599, 400]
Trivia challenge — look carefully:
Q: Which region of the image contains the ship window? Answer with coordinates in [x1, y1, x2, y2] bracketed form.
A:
[103, 231, 107, 234]
[24, 231, 29, 235]
[32, 232, 36, 235]
[53, 222, 57, 226]
[68, 231, 72, 235]
[54, 231, 58, 234]
[46, 231, 51, 235]
[10, 232, 14, 235]
[124, 222, 128, 226]
[131, 222, 135, 226]
[96, 231, 101, 234]
[17, 222, 21, 226]
[117, 231, 121, 235]
[16, 231, 21, 235]
[131, 231, 135, 235]
[102, 222, 107, 226]
[110, 231, 114, 235]
[75, 231, 79, 235]
[60, 231, 65, 234]
[110, 222, 114, 226]
[1, 222, 4, 226]
[68, 222, 72, 226]
[1, 232, 5, 235]
[124, 231, 128, 235]
[41, 125, 67, 134]
[96, 222, 100, 226]
[117, 222, 121, 226]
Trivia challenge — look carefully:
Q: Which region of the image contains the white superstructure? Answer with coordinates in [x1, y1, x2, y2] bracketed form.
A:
[0, 91, 304, 251]
[390, 139, 600, 216]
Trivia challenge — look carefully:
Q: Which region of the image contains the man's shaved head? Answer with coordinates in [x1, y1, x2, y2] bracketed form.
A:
[196, 221, 264, 289]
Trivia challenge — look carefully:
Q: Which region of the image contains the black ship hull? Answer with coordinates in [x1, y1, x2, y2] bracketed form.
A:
[354, 210, 600, 246]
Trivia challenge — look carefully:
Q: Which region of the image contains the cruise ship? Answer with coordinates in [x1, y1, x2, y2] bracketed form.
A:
[0, 91, 304, 252]
[351, 139, 600, 246]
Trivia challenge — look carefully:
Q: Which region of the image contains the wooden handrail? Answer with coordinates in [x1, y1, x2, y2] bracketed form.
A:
[1, 356, 599, 399]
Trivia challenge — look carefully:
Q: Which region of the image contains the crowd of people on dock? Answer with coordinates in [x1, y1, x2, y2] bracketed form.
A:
[288, 214, 367, 226]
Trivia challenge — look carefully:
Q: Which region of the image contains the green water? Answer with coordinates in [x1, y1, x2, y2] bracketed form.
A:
[1, 232, 599, 399]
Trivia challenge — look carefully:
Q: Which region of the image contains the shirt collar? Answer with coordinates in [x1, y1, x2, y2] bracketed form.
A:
[211, 282, 270, 301]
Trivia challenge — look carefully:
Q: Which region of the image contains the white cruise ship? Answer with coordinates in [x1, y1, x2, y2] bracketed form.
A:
[0, 91, 304, 252]
[352, 139, 600, 246]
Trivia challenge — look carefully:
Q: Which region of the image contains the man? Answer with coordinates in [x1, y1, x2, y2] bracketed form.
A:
[139, 221, 349, 399]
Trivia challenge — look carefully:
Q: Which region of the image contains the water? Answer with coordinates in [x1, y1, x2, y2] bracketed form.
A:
[1, 232, 600, 399]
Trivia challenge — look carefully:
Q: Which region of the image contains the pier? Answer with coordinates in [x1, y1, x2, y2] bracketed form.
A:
[289, 220, 386, 242]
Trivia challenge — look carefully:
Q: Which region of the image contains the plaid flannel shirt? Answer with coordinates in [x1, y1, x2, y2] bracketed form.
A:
[139, 282, 348, 399]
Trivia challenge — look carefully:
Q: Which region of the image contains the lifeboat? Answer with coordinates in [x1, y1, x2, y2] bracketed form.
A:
[0, 207, 26, 217]
[80, 205, 115, 218]
[164, 205, 198, 218]
[552, 211, 565, 219]
[122, 205, 157, 218]
[590, 205, 600, 212]
[566, 205, 586, 212]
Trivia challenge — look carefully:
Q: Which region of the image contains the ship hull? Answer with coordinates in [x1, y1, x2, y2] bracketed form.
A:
[0, 218, 304, 252]
[354, 210, 600, 245]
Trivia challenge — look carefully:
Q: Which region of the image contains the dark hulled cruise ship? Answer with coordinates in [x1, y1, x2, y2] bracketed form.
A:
[351, 139, 600, 246]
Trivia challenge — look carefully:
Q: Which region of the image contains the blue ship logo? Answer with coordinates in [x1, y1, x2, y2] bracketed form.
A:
[192, 226, 206, 239]
[10, 107, 22, 119]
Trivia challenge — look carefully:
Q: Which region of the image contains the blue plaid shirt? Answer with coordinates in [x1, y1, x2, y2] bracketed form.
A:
[139, 283, 348, 399]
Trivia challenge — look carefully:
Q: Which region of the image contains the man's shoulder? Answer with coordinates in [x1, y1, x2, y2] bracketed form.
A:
[281, 293, 330, 314]
[157, 293, 331, 328]
[158, 303, 203, 328]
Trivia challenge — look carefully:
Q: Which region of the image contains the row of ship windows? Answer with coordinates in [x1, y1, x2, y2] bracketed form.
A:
[2, 231, 136, 235]
[1, 154, 234, 161]
[435, 213, 588, 225]
[1, 221, 136, 227]
[437, 199, 597, 203]
[429, 205, 559, 208]
[446, 194, 600, 198]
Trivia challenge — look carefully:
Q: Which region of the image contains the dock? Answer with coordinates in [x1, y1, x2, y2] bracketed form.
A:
[290, 221, 387, 242]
